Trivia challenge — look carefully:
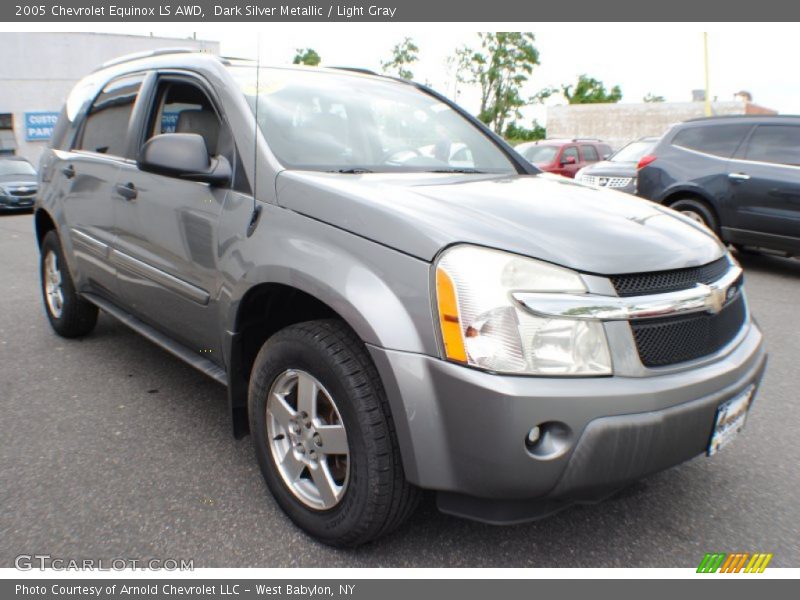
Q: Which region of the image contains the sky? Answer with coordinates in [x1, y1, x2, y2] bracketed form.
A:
[36, 23, 800, 125]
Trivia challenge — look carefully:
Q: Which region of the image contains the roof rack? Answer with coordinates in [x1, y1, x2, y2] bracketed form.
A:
[94, 47, 196, 72]
[328, 66, 379, 76]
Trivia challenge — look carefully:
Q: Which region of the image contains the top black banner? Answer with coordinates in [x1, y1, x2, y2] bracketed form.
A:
[4, 0, 800, 22]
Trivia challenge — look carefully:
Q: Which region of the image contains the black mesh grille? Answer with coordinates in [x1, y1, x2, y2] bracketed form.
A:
[631, 293, 746, 367]
[610, 257, 730, 297]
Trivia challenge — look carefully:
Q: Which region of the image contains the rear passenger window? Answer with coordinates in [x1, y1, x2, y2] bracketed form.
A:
[671, 124, 750, 158]
[744, 125, 800, 166]
[77, 75, 144, 157]
[582, 145, 599, 162]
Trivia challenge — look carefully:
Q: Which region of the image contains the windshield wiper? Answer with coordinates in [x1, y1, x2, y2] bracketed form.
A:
[330, 168, 374, 174]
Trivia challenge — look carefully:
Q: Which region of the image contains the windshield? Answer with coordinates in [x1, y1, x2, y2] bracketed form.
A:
[0, 160, 36, 177]
[610, 140, 656, 163]
[229, 66, 516, 174]
[520, 145, 558, 164]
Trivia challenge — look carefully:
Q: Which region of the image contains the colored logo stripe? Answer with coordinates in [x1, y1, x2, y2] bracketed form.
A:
[697, 552, 773, 573]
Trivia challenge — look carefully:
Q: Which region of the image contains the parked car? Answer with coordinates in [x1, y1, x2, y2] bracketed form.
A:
[0, 156, 37, 212]
[575, 137, 659, 194]
[35, 52, 766, 547]
[515, 138, 613, 178]
[638, 115, 800, 256]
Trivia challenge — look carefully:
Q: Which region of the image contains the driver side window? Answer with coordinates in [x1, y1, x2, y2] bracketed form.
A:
[146, 79, 227, 161]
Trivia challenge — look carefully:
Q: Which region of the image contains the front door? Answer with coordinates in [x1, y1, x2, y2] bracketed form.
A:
[112, 75, 232, 356]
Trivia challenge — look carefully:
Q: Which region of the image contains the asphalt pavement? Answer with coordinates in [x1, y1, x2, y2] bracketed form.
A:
[1, 212, 798, 568]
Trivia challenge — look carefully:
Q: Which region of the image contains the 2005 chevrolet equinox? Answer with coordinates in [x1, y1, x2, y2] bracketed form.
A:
[34, 51, 767, 546]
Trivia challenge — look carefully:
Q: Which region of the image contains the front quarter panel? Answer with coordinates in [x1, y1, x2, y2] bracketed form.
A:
[218, 198, 438, 357]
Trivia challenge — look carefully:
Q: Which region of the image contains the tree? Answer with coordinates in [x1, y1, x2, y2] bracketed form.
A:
[562, 74, 622, 104]
[643, 92, 666, 103]
[381, 37, 419, 80]
[504, 120, 546, 143]
[453, 32, 541, 134]
[292, 48, 321, 66]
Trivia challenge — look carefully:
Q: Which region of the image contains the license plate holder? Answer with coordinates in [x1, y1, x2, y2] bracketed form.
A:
[708, 385, 755, 456]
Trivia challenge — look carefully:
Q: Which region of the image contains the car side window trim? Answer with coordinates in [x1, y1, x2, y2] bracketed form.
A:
[71, 71, 147, 162]
[133, 70, 251, 194]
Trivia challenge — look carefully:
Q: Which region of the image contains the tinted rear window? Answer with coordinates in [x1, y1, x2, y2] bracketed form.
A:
[744, 125, 800, 166]
[671, 124, 751, 158]
[77, 74, 144, 157]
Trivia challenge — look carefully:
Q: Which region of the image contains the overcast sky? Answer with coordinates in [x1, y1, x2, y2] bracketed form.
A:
[56, 23, 800, 124]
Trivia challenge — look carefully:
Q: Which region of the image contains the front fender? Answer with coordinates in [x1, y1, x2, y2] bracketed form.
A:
[221, 201, 438, 357]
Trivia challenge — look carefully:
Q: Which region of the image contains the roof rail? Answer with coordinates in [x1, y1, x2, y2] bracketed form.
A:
[328, 66, 379, 76]
[571, 137, 603, 142]
[94, 47, 196, 72]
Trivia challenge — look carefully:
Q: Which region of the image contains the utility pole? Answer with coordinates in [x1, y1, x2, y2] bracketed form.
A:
[703, 32, 711, 117]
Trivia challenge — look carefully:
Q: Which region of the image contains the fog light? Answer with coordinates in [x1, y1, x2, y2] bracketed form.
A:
[526, 426, 541, 446]
[524, 421, 572, 459]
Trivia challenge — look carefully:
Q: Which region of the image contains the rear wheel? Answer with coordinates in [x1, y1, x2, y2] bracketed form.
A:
[248, 319, 419, 547]
[668, 198, 719, 234]
[40, 230, 98, 338]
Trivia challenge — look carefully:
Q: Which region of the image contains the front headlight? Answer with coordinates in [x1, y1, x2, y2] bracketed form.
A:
[435, 245, 612, 376]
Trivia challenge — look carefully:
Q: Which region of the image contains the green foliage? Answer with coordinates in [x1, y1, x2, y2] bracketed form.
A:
[562, 74, 622, 104]
[292, 48, 321, 66]
[505, 120, 546, 144]
[454, 32, 542, 135]
[643, 92, 666, 103]
[381, 37, 419, 80]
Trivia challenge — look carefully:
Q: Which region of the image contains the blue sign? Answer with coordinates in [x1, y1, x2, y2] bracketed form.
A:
[25, 112, 60, 141]
[161, 112, 180, 133]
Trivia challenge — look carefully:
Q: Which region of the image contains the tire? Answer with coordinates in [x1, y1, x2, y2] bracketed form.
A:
[248, 319, 419, 547]
[40, 230, 98, 338]
[668, 198, 719, 234]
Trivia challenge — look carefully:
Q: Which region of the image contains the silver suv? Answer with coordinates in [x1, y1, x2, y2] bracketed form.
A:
[35, 51, 767, 546]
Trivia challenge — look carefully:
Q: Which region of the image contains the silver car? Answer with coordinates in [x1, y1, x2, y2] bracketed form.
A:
[34, 52, 766, 546]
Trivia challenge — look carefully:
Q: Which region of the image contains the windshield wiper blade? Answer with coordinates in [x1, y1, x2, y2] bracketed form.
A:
[330, 168, 374, 174]
[427, 168, 486, 174]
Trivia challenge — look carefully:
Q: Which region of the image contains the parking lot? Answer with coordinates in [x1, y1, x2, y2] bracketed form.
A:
[1, 211, 798, 568]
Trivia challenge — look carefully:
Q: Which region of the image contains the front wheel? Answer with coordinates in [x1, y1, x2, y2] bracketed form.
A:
[248, 319, 419, 547]
[40, 230, 98, 338]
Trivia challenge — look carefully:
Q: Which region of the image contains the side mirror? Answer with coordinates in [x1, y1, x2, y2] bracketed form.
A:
[561, 155, 577, 165]
[138, 133, 231, 186]
[602, 153, 612, 160]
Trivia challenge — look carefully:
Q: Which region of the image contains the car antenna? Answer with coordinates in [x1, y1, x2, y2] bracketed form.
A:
[246, 34, 263, 238]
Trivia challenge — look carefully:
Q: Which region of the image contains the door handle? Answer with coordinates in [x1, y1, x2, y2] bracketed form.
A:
[115, 182, 138, 201]
[728, 172, 751, 181]
[61, 165, 75, 179]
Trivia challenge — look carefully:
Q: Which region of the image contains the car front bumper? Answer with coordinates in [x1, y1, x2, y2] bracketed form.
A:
[0, 194, 36, 210]
[368, 321, 766, 523]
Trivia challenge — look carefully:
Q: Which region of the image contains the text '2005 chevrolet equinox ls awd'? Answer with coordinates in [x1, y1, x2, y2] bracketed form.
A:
[34, 51, 767, 547]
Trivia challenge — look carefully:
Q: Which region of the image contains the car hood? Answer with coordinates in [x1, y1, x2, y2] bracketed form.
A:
[275, 171, 725, 274]
[581, 161, 638, 178]
[0, 175, 37, 187]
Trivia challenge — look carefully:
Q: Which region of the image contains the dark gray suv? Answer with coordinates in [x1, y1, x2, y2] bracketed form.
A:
[35, 51, 767, 546]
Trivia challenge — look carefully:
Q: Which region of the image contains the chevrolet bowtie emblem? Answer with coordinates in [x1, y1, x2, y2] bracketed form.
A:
[700, 282, 735, 314]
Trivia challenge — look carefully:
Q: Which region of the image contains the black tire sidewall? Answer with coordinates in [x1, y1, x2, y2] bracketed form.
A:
[248, 331, 375, 544]
[40, 231, 75, 332]
[670, 199, 719, 233]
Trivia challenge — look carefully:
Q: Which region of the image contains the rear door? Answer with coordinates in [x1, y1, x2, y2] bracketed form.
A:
[112, 73, 233, 355]
[580, 144, 600, 167]
[57, 74, 145, 300]
[727, 124, 800, 245]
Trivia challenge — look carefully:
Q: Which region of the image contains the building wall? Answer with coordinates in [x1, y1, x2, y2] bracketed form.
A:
[546, 101, 778, 150]
[0, 32, 219, 164]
